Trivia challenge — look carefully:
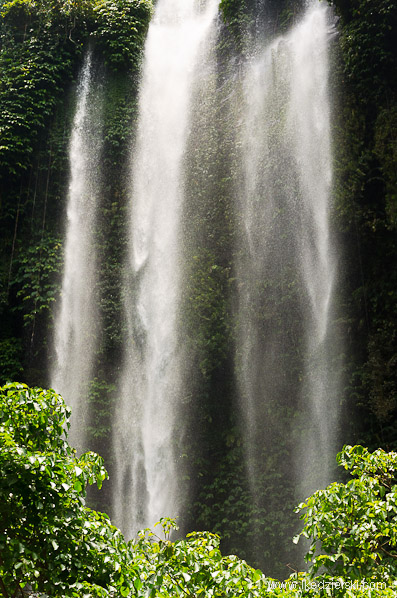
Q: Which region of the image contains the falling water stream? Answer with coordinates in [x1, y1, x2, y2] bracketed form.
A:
[288, 5, 338, 494]
[51, 51, 103, 452]
[112, 0, 220, 536]
[237, 0, 338, 517]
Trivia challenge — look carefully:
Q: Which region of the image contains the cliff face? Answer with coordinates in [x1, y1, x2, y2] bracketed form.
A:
[329, 0, 397, 447]
[0, 0, 152, 386]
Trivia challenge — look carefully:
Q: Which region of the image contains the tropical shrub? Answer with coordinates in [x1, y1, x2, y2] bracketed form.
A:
[295, 444, 397, 581]
[2, 384, 397, 598]
[0, 382, 138, 597]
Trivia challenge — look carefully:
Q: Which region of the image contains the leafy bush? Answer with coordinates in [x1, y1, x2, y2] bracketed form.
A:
[132, 521, 286, 597]
[128, 517, 397, 598]
[2, 386, 397, 598]
[295, 444, 397, 580]
[0, 382, 137, 597]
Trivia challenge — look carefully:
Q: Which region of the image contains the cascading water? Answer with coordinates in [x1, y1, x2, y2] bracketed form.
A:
[287, 5, 338, 494]
[50, 0, 340, 573]
[52, 51, 103, 452]
[112, 0, 220, 537]
[236, 0, 338, 541]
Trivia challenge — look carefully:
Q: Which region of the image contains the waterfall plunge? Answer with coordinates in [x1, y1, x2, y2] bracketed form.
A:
[288, 5, 338, 494]
[237, 0, 339, 523]
[112, 0, 219, 536]
[52, 52, 103, 452]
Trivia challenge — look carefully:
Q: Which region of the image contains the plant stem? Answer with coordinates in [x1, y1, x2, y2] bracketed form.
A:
[0, 577, 9, 598]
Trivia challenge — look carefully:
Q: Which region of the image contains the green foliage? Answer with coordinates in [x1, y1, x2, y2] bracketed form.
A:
[186, 249, 232, 378]
[0, 0, 34, 32]
[295, 445, 397, 580]
[0, 0, 150, 387]
[0, 338, 23, 383]
[219, 0, 249, 28]
[11, 234, 62, 326]
[374, 104, 397, 229]
[0, 382, 139, 598]
[102, 74, 138, 164]
[87, 378, 115, 441]
[329, 0, 397, 442]
[362, 324, 397, 423]
[93, 0, 152, 69]
[0, 3, 80, 177]
[0, 0, 151, 179]
[2, 394, 397, 598]
[219, 0, 305, 43]
[132, 521, 272, 597]
[129, 518, 397, 597]
[193, 441, 298, 580]
[332, 0, 396, 102]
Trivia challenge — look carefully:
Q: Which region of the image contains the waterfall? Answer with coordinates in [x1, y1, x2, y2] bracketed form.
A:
[287, 4, 338, 495]
[236, 0, 338, 536]
[50, 0, 340, 571]
[51, 51, 103, 452]
[113, 0, 220, 536]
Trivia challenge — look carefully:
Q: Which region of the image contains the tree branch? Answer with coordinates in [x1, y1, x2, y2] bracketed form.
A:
[380, 545, 397, 559]
[0, 577, 9, 598]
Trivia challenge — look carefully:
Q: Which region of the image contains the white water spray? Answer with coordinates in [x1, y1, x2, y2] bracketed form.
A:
[52, 52, 102, 452]
[113, 0, 219, 536]
[237, 0, 338, 506]
[287, 4, 337, 492]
